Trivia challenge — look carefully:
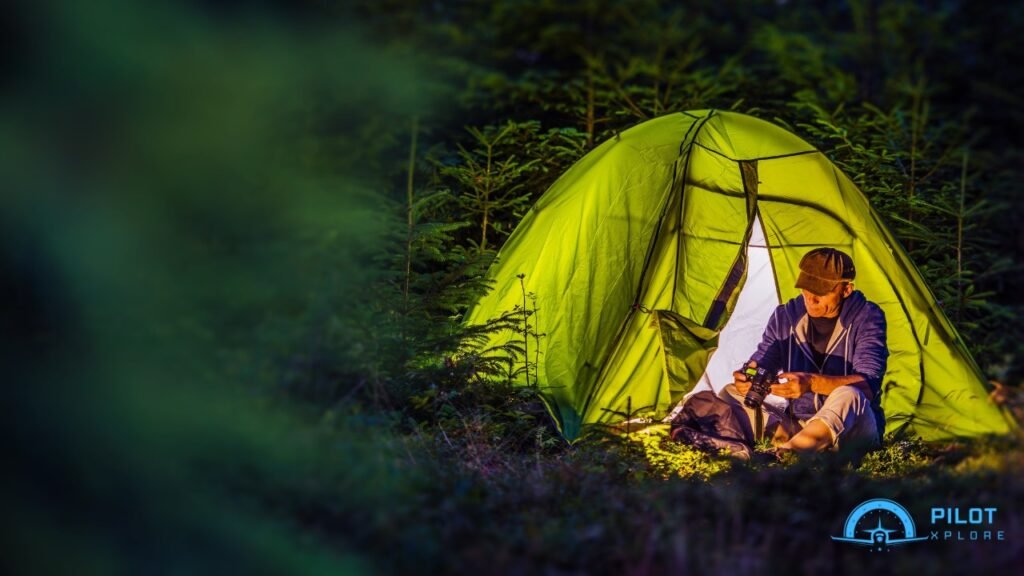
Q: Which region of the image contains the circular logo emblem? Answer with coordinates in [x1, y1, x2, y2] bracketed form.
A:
[832, 498, 929, 551]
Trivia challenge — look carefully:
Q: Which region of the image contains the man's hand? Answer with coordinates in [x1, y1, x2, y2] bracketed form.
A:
[732, 360, 755, 395]
[772, 372, 813, 399]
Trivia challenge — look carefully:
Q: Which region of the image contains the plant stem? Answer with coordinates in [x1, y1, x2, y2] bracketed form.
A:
[404, 115, 419, 314]
[626, 396, 632, 441]
[957, 146, 968, 322]
[519, 274, 529, 387]
[908, 78, 921, 251]
[532, 294, 540, 388]
[586, 60, 595, 149]
[481, 137, 493, 250]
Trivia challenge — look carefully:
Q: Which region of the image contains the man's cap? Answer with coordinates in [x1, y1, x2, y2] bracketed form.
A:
[795, 247, 855, 295]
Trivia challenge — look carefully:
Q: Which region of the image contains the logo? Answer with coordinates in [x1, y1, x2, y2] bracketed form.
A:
[832, 498, 929, 551]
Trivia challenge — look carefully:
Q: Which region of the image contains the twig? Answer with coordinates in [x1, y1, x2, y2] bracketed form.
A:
[438, 422, 454, 448]
[956, 146, 968, 322]
[404, 115, 418, 316]
[518, 273, 529, 386]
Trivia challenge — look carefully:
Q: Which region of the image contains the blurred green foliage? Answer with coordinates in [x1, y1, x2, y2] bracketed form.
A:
[2, 0, 428, 573]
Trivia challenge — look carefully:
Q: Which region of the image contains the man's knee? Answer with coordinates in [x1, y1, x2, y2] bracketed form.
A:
[815, 385, 878, 450]
[822, 384, 869, 413]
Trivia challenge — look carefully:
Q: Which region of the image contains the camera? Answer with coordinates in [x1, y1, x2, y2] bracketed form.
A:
[741, 362, 776, 409]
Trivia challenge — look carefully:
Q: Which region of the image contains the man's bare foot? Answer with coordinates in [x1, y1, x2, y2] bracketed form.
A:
[774, 445, 797, 464]
[771, 425, 791, 447]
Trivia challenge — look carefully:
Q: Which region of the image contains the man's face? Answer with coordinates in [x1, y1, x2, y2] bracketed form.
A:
[801, 282, 852, 318]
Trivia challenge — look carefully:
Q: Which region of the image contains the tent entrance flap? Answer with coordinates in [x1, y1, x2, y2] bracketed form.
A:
[704, 159, 760, 330]
[698, 214, 781, 395]
[652, 310, 719, 402]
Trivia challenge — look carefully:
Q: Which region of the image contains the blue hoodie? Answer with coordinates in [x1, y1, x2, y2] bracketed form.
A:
[749, 290, 888, 435]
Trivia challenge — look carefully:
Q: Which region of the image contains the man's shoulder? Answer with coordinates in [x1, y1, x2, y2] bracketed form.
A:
[780, 295, 804, 313]
[771, 297, 805, 323]
[846, 291, 886, 331]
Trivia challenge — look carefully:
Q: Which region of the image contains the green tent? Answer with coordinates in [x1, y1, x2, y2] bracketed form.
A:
[465, 110, 1015, 442]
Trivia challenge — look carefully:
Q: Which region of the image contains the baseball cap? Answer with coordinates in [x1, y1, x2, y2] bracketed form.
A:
[795, 247, 855, 295]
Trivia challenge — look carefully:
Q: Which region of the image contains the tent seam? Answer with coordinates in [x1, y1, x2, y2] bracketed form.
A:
[692, 141, 817, 162]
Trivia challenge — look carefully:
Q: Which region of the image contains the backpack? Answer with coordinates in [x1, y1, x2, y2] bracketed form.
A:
[669, 390, 757, 460]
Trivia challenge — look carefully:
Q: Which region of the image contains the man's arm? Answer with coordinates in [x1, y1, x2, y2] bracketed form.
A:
[849, 302, 888, 399]
[772, 372, 874, 401]
[773, 300, 887, 402]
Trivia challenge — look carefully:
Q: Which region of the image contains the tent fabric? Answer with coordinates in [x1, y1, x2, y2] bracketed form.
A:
[464, 110, 1015, 442]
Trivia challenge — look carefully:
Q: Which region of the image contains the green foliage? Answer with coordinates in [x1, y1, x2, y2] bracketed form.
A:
[952, 435, 1024, 475]
[454, 309, 533, 383]
[632, 426, 734, 480]
[377, 165, 494, 365]
[441, 122, 536, 249]
[1, 0, 438, 573]
[857, 436, 933, 478]
[438, 120, 587, 250]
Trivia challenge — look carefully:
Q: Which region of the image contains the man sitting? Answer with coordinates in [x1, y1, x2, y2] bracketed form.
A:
[730, 247, 887, 455]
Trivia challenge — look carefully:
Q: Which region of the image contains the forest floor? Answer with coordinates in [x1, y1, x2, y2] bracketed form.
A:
[322, 384, 1024, 575]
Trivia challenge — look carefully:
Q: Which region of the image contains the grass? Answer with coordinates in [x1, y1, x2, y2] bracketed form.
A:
[287, 391, 1024, 576]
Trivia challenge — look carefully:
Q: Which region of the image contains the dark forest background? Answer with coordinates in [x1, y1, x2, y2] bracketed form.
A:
[3, 1, 1024, 574]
